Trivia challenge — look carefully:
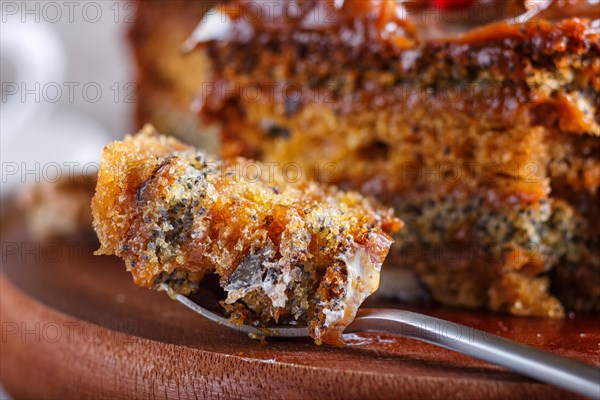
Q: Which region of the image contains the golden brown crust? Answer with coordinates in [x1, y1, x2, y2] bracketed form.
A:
[92, 125, 401, 344]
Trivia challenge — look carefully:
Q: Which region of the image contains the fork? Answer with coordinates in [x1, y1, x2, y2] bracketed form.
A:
[159, 283, 600, 398]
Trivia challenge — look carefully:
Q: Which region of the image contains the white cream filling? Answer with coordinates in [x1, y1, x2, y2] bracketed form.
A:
[322, 246, 381, 327]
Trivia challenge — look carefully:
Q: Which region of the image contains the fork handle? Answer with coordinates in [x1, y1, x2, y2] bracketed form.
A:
[346, 309, 600, 398]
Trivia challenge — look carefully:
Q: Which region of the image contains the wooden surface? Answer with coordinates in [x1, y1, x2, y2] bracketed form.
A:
[1, 203, 599, 399]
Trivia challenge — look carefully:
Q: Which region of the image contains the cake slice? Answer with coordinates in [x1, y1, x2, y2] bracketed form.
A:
[92, 125, 401, 344]
[191, 1, 600, 316]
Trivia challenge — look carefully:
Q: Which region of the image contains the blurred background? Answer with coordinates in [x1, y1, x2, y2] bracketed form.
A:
[2, 6, 137, 392]
[2, 7, 140, 397]
[1, 0, 135, 194]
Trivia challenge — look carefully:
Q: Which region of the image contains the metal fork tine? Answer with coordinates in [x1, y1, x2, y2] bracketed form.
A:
[159, 285, 600, 397]
[159, 283, 310, 338]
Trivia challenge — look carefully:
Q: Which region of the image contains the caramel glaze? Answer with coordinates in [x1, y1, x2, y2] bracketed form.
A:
[216, 1, 599, 42]
[205, 15, 598, 117]
[203, 1, 598, 124]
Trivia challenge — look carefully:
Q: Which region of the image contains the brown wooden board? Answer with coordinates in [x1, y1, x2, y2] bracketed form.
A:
[1, 201, 598, 399]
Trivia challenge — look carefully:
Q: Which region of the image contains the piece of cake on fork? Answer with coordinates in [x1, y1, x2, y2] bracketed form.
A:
[92, 125, 401, 345]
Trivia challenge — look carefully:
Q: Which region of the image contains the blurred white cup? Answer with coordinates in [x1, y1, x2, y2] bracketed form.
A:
[1, 18, 67, 141]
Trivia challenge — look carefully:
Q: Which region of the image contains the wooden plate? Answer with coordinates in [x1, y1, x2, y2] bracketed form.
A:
[1, 202, 598, 399]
